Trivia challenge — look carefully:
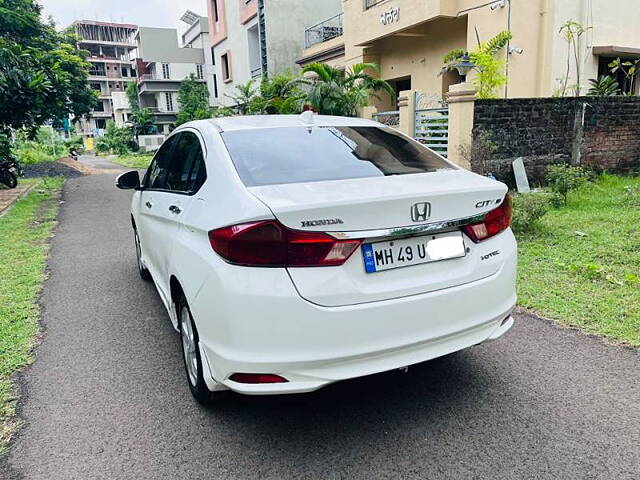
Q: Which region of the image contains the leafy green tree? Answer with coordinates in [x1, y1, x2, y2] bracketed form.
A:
[126, 81, 141, 111]
[95, 120, 133, 155]
[225, 80, 260, 115]
[125, 82, 155, 136]
[256, 72, 304, 114]
[0, 0, 96, 157]
[298, 63, 394, 117]
[176, 73, 213, 125]
[587, 76, 620, 96]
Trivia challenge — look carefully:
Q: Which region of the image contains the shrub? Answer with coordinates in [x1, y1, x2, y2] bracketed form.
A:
[64, 136, 85, 154]
[15, 141, 55, 165]
[95, 120, 133, 155]
[546, 164, 590, 206]
[511, 193, 551, 233]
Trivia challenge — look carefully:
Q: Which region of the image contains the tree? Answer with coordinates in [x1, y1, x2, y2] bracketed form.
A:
[126, 81, 140, 111]
[125, 81, 156, 136]
[256, 72, 304, 114]
[95, 120, 133, 155]
[559, 20, 590, 96]
[225, 80, 260, 115]
[0, 0, 96, 157]
[176, 73, 212, 125]
[298, 63, 395, 117]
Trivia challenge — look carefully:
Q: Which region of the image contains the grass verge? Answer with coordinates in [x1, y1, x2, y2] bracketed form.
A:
[112, 153, 153, 169]
[0, 177, 64, 452]
[517, 175, 640, 346]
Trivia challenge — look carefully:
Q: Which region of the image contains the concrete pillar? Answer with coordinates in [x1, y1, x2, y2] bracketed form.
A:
[360, 106, 377, 120]
[446, 82, 477, 170]
[398, 89, 416, 137]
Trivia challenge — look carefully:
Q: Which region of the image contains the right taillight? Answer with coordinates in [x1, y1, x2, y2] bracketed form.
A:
[463, 195, 512, 243]
[208, 220, 362, 267]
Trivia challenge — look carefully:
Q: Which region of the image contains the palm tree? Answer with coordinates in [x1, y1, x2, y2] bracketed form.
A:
[298, 63, 395, 117]
[225, 80, 259, 115]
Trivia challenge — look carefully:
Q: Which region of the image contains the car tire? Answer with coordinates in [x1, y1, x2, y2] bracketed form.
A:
[134, 229, 152, 281]
[177, 293, 221, 405]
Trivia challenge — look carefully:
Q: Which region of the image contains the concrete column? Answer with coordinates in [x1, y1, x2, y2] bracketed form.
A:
[446, 82, 477, 170]
[398, 89, 416, 137]
[360, 106, 377, 120]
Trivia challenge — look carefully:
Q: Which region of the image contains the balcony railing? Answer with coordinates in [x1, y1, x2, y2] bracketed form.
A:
[304, 13, 343, 49]
[364, 0, 387, 9]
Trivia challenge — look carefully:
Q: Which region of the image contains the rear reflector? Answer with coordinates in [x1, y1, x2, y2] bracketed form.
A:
[463, 195, 512, 243]
[229, 373, 288, 384]
[209, 220, 362, 267]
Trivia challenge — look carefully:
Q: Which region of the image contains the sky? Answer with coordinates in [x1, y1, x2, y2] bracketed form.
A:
[38, 0, 208, 30]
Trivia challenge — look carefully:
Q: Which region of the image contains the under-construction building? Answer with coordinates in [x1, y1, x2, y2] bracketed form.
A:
[71, 20, 138, 137]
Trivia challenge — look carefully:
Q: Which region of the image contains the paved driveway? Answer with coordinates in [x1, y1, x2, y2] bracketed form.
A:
[1, 174, 639, 479]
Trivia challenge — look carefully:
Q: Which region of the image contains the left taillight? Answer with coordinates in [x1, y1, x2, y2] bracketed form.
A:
[208, 220, 362, 267]
[463, 195, 512, 243]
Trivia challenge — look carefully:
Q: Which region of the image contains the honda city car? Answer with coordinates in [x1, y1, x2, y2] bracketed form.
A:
[116, 113, 517, 404]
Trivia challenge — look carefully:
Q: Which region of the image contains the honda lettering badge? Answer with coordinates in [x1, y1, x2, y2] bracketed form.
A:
[411, 202, 431, 223]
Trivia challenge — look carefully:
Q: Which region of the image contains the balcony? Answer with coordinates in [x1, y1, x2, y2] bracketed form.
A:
[304, 13, 343, 49]
[348, 0, 457, 47]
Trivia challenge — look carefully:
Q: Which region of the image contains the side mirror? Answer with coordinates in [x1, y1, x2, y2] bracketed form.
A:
[116, 171, 141, 190]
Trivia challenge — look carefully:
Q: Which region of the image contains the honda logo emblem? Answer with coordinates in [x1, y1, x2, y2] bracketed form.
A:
[411, 202, 431, 222]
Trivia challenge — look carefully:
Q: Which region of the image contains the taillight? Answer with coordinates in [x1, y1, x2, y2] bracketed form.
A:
[463, 195, 512, 243]
[229, 373, 288, 384]
[208, 220, 362, 267]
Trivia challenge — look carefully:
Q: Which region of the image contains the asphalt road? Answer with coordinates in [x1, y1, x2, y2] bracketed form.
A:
[2, 173, 639, 480]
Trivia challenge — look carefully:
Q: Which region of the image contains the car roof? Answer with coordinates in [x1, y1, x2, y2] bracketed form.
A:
[204, 114, 381, 132]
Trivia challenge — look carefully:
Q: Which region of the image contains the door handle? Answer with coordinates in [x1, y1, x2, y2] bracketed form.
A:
[169, 205, 182, 215]
[145, 201, 153, 209]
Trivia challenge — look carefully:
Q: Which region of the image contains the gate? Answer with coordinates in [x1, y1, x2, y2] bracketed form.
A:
[414, 92, 449, 158]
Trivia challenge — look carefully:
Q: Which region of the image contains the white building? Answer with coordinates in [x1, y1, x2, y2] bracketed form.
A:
[134, 24, 209, 134]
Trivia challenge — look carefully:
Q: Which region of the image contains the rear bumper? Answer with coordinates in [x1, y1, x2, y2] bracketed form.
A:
[192, 243, 517, 395]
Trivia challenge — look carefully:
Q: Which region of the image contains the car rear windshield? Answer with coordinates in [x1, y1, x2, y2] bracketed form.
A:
[221, 126, 453, 187]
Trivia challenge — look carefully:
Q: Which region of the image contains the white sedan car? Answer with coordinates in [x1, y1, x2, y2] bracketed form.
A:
[116, 114, 516, 404]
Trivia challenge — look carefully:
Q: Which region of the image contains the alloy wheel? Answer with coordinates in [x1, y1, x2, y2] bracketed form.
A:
[181, 306, 199, 387]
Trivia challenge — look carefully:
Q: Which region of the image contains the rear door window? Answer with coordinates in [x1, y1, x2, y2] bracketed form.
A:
[221, 126, 453, 187]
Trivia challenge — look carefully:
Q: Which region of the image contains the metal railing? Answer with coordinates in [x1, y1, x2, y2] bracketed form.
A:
[372, 110, 400, 127]
[365, 0, 387, 9]
[304, 13, 343, 48]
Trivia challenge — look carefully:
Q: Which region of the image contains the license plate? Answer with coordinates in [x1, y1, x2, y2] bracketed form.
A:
[362, 231, 466, 274]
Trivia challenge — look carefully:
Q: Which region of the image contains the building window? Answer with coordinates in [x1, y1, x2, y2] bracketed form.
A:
[196, 64, 204, 80]
[211, 47, 216, 65]
[212, 0, 220, 22]
[162, 63, 170, 79]
[213, 74, 219, 98]
[221, 52, 231, 82]
[165, 92, 174, 112]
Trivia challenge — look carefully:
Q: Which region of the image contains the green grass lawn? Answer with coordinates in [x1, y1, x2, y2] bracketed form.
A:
[112, 153, 153, 169]
[0, 177, 64, 451]
[517, 175, 640, 346]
